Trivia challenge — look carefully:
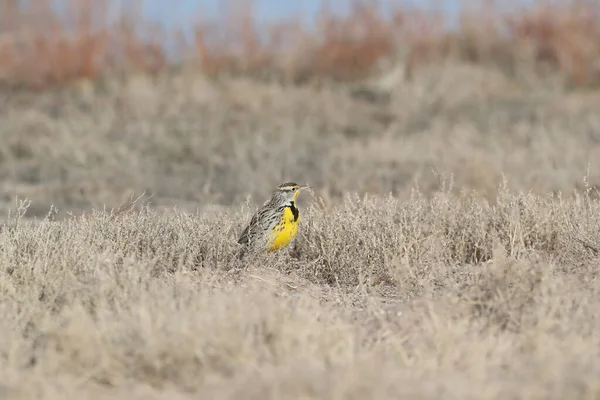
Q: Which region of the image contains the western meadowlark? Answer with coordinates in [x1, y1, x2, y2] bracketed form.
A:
[238, 182, 310, 254]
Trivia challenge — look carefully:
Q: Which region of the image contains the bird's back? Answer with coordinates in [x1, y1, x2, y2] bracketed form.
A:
[237, 201, 282, 247]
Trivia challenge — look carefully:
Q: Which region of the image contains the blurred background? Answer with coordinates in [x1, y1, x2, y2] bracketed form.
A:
[1, 0, 600, 218]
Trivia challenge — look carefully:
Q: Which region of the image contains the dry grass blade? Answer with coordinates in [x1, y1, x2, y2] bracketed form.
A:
[108, 191, 154, 220]
[574, 236, 600, 254]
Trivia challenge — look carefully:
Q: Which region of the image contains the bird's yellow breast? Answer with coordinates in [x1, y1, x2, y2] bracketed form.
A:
[268, 206, 300, 252]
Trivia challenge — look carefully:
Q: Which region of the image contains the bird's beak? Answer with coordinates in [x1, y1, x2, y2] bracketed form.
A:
[297, 185, 312, 198]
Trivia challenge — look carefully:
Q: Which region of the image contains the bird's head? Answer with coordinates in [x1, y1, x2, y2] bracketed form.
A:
[273, 182, 310, 204]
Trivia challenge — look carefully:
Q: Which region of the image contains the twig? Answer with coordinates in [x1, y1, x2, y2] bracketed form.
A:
[574, 237, 600, 254]
[109, 191, 154, 220]
[248, 274, 277, 286]
[248, 274, 298, 290]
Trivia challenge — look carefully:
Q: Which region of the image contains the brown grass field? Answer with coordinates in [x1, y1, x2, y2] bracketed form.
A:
[2, 0, 600, 398]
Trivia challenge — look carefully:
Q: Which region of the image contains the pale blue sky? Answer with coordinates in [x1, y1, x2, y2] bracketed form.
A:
[47, 0, 534, 32]
[45, 0, 535, 56]
[113, 0, 531, 60]
[139, 0, 536, 35]
[143, 0, 462, 28]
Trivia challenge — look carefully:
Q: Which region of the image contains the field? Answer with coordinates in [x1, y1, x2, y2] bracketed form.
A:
[2, 0, 600, 398]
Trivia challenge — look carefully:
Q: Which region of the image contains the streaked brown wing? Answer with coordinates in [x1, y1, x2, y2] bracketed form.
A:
[237, 220, 252, 245]
[237, 208, 264, 245]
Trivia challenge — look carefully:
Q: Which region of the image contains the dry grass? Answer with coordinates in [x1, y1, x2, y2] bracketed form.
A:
[2, 182, 600, 399]
[2, 63, 600, 218]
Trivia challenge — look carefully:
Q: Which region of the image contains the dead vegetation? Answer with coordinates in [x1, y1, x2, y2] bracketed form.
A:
[2, 63, 600, 220]
[1, 0, 600, 88]
[1, 184, 600, 399]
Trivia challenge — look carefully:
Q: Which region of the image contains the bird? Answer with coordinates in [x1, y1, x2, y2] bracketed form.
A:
[237, 182, 310, 254]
